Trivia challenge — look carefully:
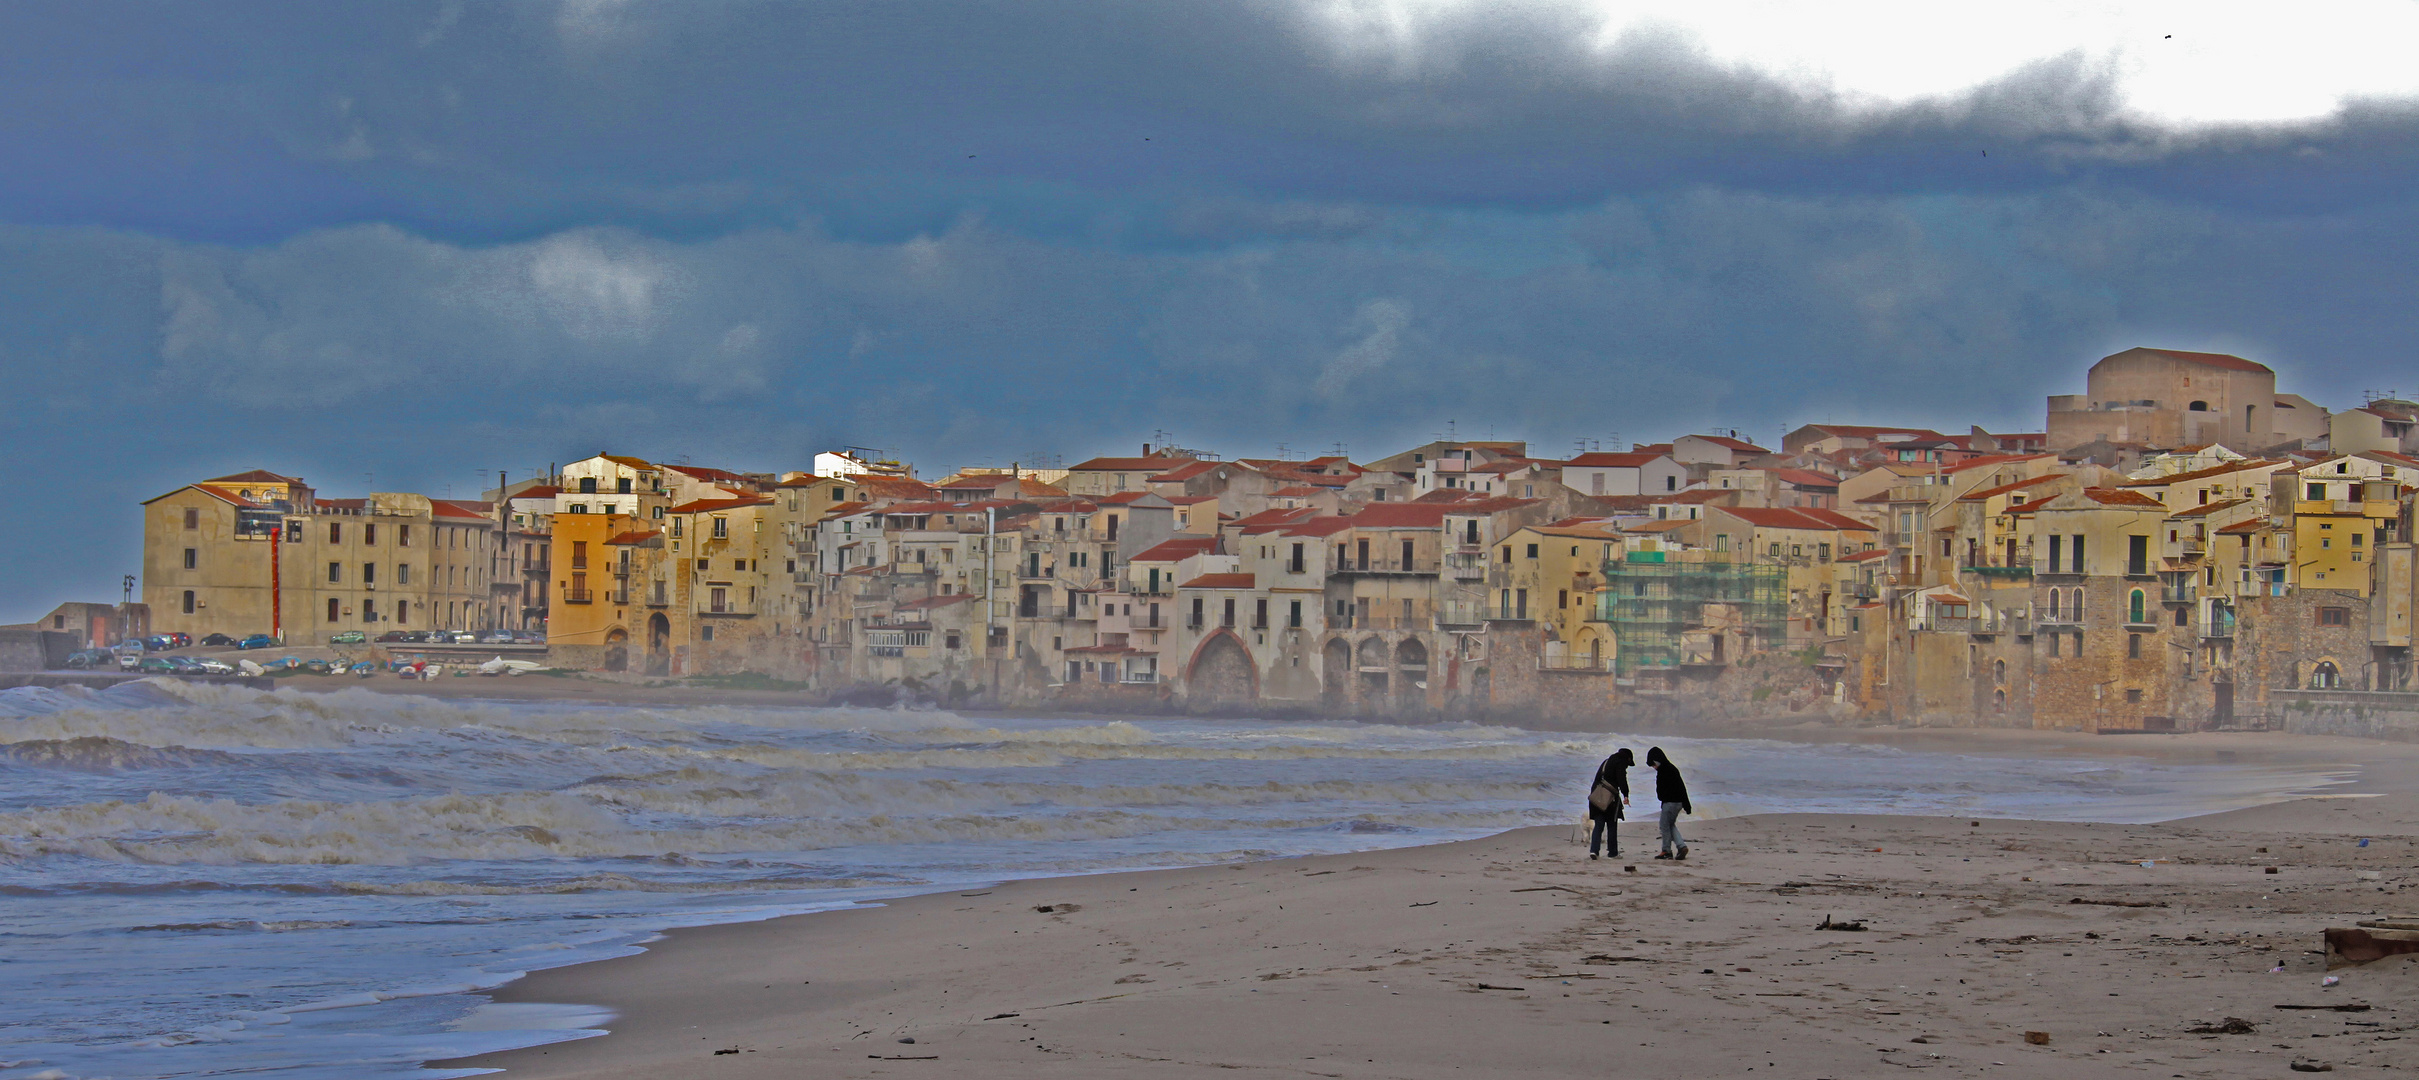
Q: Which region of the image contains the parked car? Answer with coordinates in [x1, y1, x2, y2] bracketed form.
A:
[136, 656, 179, 674]
[519, 631, 547, 645]
[64, 649, 112, 670]
[449, 631, 478, 644]
[189, 657, 235, 675]
[115, 646, 144, 670]
[375, 631, 410, 643]
[200, 633, 236, 647]
[330, 631, 367, 645]
[236, 634, 281, 650]
[163, 632, 192, 648]
[479, 630, 516, 644]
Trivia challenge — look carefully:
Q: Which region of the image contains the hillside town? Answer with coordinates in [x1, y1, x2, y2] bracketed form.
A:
[109, 348, 2419, 730]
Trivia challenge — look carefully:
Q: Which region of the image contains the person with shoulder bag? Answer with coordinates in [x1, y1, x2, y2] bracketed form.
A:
[1584, 748, 1632, 860]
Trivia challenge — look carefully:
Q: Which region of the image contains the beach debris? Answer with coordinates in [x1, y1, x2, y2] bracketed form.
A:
[2322, 975, 2341, 987]
[2023, 1031, 2051, 1045]
[2068, 897, 2166, 908]
[1512, 885, 1581, 894]
[1474, 983, 1527, 991]
[872, 1055, 941, 1060]
[2267, 867, 2281, 874]
[898, 1037, 916, 1044]
[2356, 871, 2382, 881]
[1032, 903, 1080, 913]
[2360, 838, 2371, 847]
[2324, 926, 2419, 968]
[714, 1045, 747, 1055]
[1624, 865, 1636, 872]
[959, 891, 991, 897]
[1816, 915, 1867, 932]
[1581, 954, 1653, 963]
[984, 1013, 1020, 1020]
[2185, 1017, 2257, 1034]
[1409, 901, 1439, 907]
[2290, 1061, 2335, 1072]
[2274, 1004, 2371, 1012]
[2355, 917, 2419, 930]
[1302, 870, 1337, 876]
[1909, 1036, 1930, 1043]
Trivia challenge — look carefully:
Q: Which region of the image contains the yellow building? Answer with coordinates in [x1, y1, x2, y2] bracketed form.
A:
[546, 511, 648, 670]
[2285, 455, 2408, 596]
[1498, 521, 1622, 669]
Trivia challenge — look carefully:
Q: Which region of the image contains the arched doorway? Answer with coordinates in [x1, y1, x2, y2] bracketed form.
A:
[1187, 632, 1256, 707]
[2311, 659, 2342, 690]
[1394, 638, 1429, 708]
[646, 613, 672, 676]
[1321, 638, 1351, 709]
[1355, 636, 1390, 707]
[604, 628, 629, 672]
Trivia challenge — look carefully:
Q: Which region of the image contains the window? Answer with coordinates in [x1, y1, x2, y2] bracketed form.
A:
[2318, 606, 2351, 627]
[2308, 482, 2325, 501]
[1501, 546, 1512, 563]
[363, 562, 376, 584]
[329, 522, 342, 544]
[327, 597, 339, 622]
[617, 477, 633, 494]
[1254, 598, 1268, 629]
[328, 561, 341, 583]
[671, 518, 683, 538]
[365, 598, 378, 621]
[181, 590, 196, 615]
[398, 564, 410, 585]
[364, 524, 377, 546]
[713, 517, 729, 539]
[1714, 534, 1730, 553]
[2047, 534, 2062, 573]
[182, 547, 197, 570]
[1525, 543, 1539, 560]
[697, 558, 710, 572]
[1401, 539, 1415, 569]
[399, 525, 411, 547]
[1558, 589, 1568, 609]
[2126, 535, 2148, 576]
[1191, 597, 1205, 629]
[2128, 589, 2145, 624]
[1290, 543, 1305, 574]
[1221, 598, 1236, 628]
[1515, 588, 1528, 620]
[2046, 634, 2059, 658]
[2127, 633, 2142, 659]
[1289, 600, 1302, 628]
[580, 477, 598, 494]
[2124, 688, 2143, 704]
[183, 507, 199, 530]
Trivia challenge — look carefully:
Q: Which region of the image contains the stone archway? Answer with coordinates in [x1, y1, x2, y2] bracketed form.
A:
[1356, 636, 1391, 707]
[604, 627, 630, 673]
[1322, 637, 1352, 709]
[646, 613, 672, 676]
[1186, 630, 1257, 708]
[1394, 637, 1429, 708]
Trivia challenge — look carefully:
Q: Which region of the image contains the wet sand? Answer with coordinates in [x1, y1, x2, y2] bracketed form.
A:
[439, 732, 2419, 1079]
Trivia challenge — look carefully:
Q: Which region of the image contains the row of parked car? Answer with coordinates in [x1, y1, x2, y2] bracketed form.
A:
[365, 629, 543, 645]
[64, 649, 241, 675]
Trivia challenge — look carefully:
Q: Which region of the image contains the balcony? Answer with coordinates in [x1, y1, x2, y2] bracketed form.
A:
[1538, 654, 1615, 673]
[700, 600, 755, 617]
[607, 591, 630, 605]
[562, 589, 593, 604]
[1436, 601, 1487, 627]
[1846, 582, 1878, 599]
[1917, 615, 1973, 633]
[2162, 587, 2195, 605]
[1331, 559, 1435, 578]
[1445, 552, 1489, 581]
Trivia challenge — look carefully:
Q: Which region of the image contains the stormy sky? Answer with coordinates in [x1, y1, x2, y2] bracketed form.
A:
[8, 0, 2419, 618]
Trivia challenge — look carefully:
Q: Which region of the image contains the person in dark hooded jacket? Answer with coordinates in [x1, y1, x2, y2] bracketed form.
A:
[1644, 746, 1692, 860]
[1583, 748, 1632, 859]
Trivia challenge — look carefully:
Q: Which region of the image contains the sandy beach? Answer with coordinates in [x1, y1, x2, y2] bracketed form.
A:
[441, 730, 2419, 1079]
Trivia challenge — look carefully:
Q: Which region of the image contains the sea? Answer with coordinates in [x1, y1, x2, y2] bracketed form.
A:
[0, 679, 2350, 1080]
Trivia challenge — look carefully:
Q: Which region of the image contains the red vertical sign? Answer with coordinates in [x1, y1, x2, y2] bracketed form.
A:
[270, 523, 283, 642]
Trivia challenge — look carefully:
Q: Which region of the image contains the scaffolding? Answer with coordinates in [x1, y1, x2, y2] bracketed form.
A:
[1600, 553, 1789, 673]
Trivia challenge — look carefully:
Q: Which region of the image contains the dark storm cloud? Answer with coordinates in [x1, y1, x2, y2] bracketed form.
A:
[5, 1, 2419, 616]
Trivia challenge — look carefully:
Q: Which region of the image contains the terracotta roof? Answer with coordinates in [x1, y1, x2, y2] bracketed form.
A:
[2166, 498, 2253, 519]
[1094, 490, 1152, 505]
[511, 485, 562, 499]
[144, 483, 258, 507]
[1564, 451, 1669, 468]
[1180, 573, 1256, 590]
[2217, 519, 2268, 534]
[776, 475, 830, 488]
[1148, 460, 1221, 482]
[1770, 469, 1841, 488]
[2081, 488, 2167, 508]
[1165, 494, 1219, 505]
[206, 468, 303, 485]
[1070, 456, 1196, 472]
[1347, 503, 1453, 528]
[2108, 346, 2271, 374]
[823, 501, 872, 517]
[1796, 425, 1950, 442]
[1279, 517, 1355, 538]
[1686, 435, 1769, 453]
[856, 476, 940, 500]
[1959, 475, 2063, 501]
[1133, 537, 1217, 562]
[665, 464, 751, 483]
[2007, 495, 2057, 514]
[2118, 459, 2282, 486]
[1623, 519, 1693, 533]
[669, 496, 774, 514]
[1838, 548, 1891, 563]
[880, 501, 966, 516]
[1716, 506, 1876, 531]
[430, 499, 495, 522]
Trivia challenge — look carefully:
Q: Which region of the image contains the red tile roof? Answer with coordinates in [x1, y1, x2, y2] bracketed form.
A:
[2117, 459, 2283, 486]
[2081, 488, 2168, 508]
[2167, 498, 2253, 519]
[665, 464, 752, 484]
[1165, 494, 1219, 505]
[1943, 453, 2052, 474]
[1180, 573, 1256, 590]
[1070, 456, 1196, 472]
[1133, 537, 1217, 562]
[669, 496, 774, 514]
[1958, 475, 2062, 501]
[1148, 460, 1221, 482]
[1770, 469, 1841, 488]
[1280, 517, 1355, 538]
[1838, 548, 1891, 563]
[2217, 519, 2268, 534]
[206, 468, 304, 485]
[511, 485, 562, 499]
[1687, 434, 1769, 453]
[430, 499, 495, 522]
[1230, 507, 1320, 532]
[1564, 451, 1669, 468]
